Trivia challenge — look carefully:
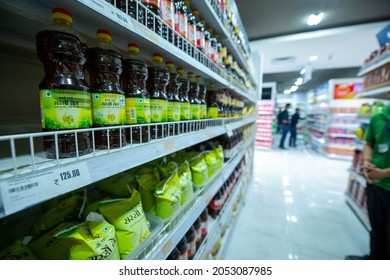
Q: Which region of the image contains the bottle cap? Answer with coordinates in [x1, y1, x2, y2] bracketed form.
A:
[127, 43, 140, 55]
[176, 68, 184, 75]
[52, 7, 73, 27]
[97, 29, 112, 44]
[196, 75, 202, 83]
[192, 9, 199, 17]
[188, 72, 195, 79]
[214, 33, 219, 39]
[152, 53, 164, 64]
[184, 0, 190, 7]
[209, 82, 215, 89]
[166, 61, 175, 71]
[200, 19, 206, 26]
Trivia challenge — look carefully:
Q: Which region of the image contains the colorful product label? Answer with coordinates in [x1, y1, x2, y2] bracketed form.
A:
[200, 104, 207, 119]
[207, 107, 218, 119]
[150, 99, 168, 122]
[39, 89, 92, 129]
[92, 93, 126, 125]
[168, 101, 181, 122]
[180, 102, 191, 120]
[178, 13, 187, 37]
[188, 24, 196, 45]
[197, 30, 205, 50]
[125, 97, 151, 124]
[160, 0, 174, 27]
[191, 104, 200, 120]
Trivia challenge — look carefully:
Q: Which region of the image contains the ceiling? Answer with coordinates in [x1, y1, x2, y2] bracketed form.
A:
[234, 0, 390, 94]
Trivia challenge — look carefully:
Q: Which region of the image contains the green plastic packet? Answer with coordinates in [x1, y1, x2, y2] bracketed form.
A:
[158, 161, 178, 179]
[204, 151, 218, 178]
[177, 161, 194, 205]
[99, 189, 151, 259]
[213, 145, 224, 170]
[29, 222, 77, 259]
[0, 236, 37, 260]
[82, 196, 112, 219]
[189, 153, 209, 186]
[136, 167, 160, 214]
[155, 172, 181, 219]
[57, 212, 120, 260]
[98, 172, 137, 198]
[30, 192, 85, 235]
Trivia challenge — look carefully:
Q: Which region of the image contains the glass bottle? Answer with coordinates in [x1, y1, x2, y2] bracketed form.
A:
[166, 61, 181, 136]
[147, 53, 169, 139]
[206, 83, 218, 119]
[142, 0, 161, 35]
[192, 9, 205, 52]
[37, 7, 92, 159]
[196, 76, 207, 121]
[177, 68, 191, 133]
[174, 0, 187, 52]
[88, 29, 126, 150]
[188, 72, 200, 132]
[160, 0, 174, 42]
[122, 43, 150, 144]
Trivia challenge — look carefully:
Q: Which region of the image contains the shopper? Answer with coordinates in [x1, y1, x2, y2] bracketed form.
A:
[278, 103, 291, 149]
[346, 104, 390, 260]
[289, 108, 304, 147]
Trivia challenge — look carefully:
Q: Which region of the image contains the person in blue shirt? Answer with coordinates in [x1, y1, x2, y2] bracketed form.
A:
[289, 108, 305, 147]
[277, 103, 291, 149]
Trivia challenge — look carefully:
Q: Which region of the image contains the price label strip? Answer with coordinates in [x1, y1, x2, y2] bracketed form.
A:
[0, 162, 92, 216]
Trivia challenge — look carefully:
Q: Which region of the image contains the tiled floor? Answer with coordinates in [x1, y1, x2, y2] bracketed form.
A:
[224, 145, 369, 260]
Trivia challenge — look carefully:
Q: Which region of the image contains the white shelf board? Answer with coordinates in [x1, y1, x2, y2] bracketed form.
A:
[326, 153, 353, 160]
[356, 86, 390, 100]
[328, 133, 357, 139]
[345, 193, 371, 231]
[357, 55, 390, 76]
[331, 113, 358, 117]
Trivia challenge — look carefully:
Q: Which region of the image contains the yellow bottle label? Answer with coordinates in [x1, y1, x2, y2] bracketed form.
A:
[180, 102, 191, 120]
[191, 104, 200, 120]
[92, 93, 126, 125]
[125, 97, 151, 124]
[150, 99, 168, 122]
[207, 107, 218, 119]
[39, 89, 92, 129]
[168, 101, 181, 122]
[200, 104, 207, 119]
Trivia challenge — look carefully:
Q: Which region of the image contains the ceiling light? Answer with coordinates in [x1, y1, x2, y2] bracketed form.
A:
[284, 90, 291, 94]
[307, 12, 324, 26]
[295, 78, 303, 86]
[290, 85, 298, 92]
[309, 55, 318, 61]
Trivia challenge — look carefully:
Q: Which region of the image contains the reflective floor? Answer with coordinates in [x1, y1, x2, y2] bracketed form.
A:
[224, 145, 369, 260]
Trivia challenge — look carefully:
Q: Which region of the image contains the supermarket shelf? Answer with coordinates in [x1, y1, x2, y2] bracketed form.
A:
[0, 0, 256, 103]
[256, 137, 272, 141]
[356, 86, 390, 100]
[0, 117, 256, 217]
[141, 139, 252, 260]
[308, 111, 328, 115]
[357, 55, 390, 76]
[349, 169, 367, 187]
[255, 145, 272, 150]
[329, 123, 359, 129]
[345, 193, 371, 232]
[311, 135, 326, 145]
[256, 120, 273, 124]
[256, 128, 272, 132]
[328, 133, 357, 139]
[308, 126, 326, 133]
[192, 0, 256, 87]
[326, 143, 355, 149]
[326, 153, 353, 160]
[258, 111, 274, 115]
[331, 113, 358, 117]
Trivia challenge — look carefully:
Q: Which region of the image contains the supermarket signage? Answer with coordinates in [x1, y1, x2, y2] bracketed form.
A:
[334, 83, 364, 99]
[0, 162, 92, 216]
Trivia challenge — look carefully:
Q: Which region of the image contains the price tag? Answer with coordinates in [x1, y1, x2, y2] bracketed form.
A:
[0, 162, 92, 216]
[77, 0, 132, 29]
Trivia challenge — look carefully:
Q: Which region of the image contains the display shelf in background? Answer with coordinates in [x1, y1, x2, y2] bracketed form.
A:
[256, 101, 275, 150]
[357, 55, 390, 76]
[356, 86, 390, 99]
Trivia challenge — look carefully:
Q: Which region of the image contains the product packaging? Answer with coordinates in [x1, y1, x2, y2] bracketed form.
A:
[154, 171, 181, 219]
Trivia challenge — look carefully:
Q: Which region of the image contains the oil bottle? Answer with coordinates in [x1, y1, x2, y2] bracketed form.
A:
[147, 53, 169, 139]
[177, 68, 191, 133]
[166, 62, 181, 136]
[192, 9, 205, 53]
[196, 76, 207, 122]
[88, 29, 126, 150]
[173, 0, 188, 52]
[160, 0, 174, 42]
[188, 72, 200, 131]
[122, 43, 150, 144]
[36, 7, 92, 159]
[206, 83, 218, 119]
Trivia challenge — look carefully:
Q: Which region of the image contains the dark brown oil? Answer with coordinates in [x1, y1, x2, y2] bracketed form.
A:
[166, 67, 181, 136]
[178, 73, 190, 133]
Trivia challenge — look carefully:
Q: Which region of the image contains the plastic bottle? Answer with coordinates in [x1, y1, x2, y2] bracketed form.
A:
[194, 217, 202, 250]
[192, 9, 205, 52]
[36, 8, 92, 159]
[201, 20, 211, 59]
[88, 29, 126, 150]
[188, 72, 200, 124]
[206, 83, 218, 119]
[207, 28, 216, 63]
[186, 226, 197, 260]
[185, 2, 197, 54]
[176, 236, 188, 260]
[122, 43, 150, 144]
[200, 208, 208, 242]
[160, 0, 175, 42]
[214, 33, 222, 67]
[196, 76, 207, 121]
[167, 247, 180, 260]
[177, 68, 191, 132]
[209, 188, 223, 219]
[166, 61, 181, 136]
[147, 53, 169, 139]
[217, 90, 226, 118]
[174, 0, 187, 51]
[142, 0, 161, 35]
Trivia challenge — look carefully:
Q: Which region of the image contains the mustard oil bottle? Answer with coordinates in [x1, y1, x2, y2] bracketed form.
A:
[177, 68, 191, 133]
[88, 29, 126, 150]
[36, 8, 92, 159]
[122, 43, 150, 144]
[166, 61, 181, 136]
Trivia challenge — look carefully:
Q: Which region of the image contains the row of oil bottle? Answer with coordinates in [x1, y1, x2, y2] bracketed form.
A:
[166, 150, 246, 260]
[105, 0, 252, 89]
[0, 127, 252, 260]
[37, 8, 254, 159]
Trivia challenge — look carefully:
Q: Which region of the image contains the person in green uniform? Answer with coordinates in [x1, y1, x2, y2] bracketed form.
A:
[346, 104, 390, 260]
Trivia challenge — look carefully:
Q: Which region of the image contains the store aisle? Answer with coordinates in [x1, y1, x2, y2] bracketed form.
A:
[224, 146, 369, 260]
